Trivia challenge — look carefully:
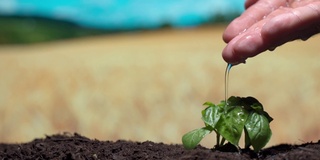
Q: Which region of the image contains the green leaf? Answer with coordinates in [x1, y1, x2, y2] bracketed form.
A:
[201, 104, 224, 128]
[250, 103, 263, 112]
[216, 100, 226, 107]
[262, 111, 273, 122]
[245, 112, 272, 152]
[226, 96, 241, 106]
[243, 97, 262, 108]
[247, 100, 273, 122]
[182, 127, 211, 149]
[203, 102, 214, 106]
[215, 106, 249, 146]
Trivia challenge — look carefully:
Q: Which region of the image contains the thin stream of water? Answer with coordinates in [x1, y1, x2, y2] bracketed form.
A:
[224, 63, 232, 104]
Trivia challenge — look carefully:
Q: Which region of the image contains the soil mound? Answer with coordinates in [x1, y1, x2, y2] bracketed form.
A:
[0, 133, 319, 160]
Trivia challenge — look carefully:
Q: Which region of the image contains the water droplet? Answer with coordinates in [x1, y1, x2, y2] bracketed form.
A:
[238, 28, 247, 35]
[301, 36, 309, 41]
[269, 46, 276, 51]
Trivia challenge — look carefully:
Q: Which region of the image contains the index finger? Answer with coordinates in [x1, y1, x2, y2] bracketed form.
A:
[223, 0, 288, 43]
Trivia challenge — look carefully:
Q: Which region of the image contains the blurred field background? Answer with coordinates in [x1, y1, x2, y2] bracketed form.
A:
[0, 0, 320, 149]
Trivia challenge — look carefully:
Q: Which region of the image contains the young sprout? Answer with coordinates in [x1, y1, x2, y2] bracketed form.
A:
[182, 96, 273, 152]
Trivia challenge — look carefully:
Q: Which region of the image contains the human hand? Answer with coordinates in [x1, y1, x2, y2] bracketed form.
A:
[222, 0, 320, 64]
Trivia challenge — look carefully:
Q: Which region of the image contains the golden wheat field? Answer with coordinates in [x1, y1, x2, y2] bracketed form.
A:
[0, 25, 320, 148]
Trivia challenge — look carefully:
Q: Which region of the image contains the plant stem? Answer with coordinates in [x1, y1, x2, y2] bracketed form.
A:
[220, 137, 226, 146]
[216, 133, 220, 147]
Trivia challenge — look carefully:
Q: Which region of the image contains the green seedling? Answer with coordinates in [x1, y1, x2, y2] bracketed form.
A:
[182, 96, 273, 152]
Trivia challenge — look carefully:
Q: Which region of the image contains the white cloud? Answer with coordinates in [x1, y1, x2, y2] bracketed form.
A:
[0, 0, 18, 14]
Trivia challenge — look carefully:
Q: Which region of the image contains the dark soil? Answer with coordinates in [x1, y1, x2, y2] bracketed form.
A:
[0, 133, 319, 160]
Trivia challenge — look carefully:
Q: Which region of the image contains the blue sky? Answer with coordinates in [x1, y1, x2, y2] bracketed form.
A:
[0, 0, 245, 30]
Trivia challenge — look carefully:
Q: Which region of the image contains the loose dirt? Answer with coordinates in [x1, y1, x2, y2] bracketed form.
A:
[1, 133, 319, 160]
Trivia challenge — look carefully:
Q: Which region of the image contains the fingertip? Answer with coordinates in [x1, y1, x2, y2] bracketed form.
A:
[222, 45, 245, 65]
[222, 50, 233, 63]
[222, 45, 233, 62]
[223, 31, 264, 64]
